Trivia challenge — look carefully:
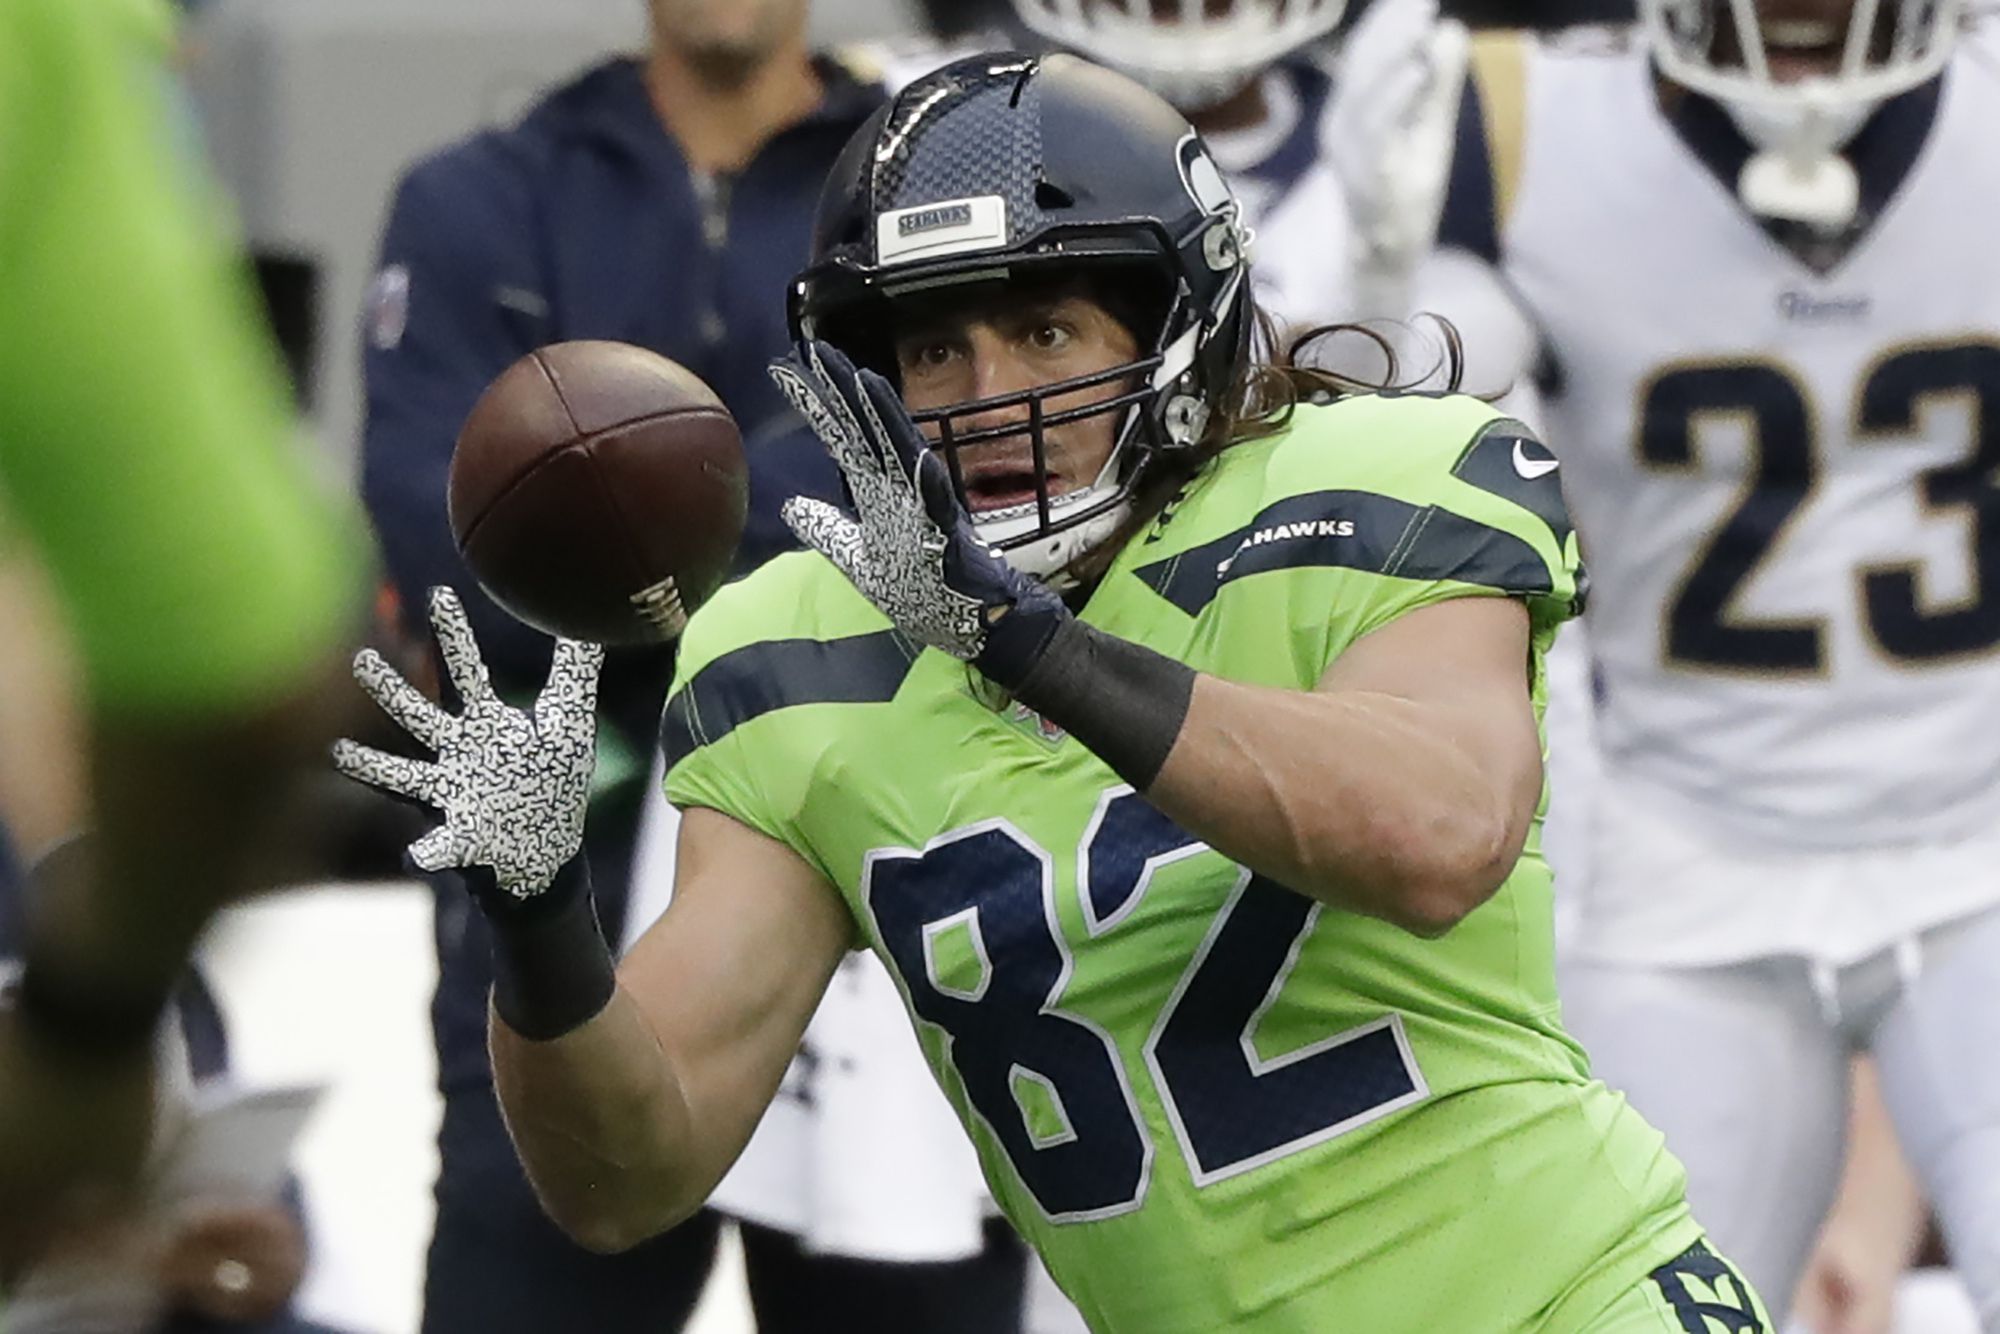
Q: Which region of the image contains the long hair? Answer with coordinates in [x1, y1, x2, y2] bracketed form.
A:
[1063, 299, 1468, 585]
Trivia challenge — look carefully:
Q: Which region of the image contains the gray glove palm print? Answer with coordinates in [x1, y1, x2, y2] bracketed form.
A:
[770, 339, 992, 661]
[332, 586, 602, 899]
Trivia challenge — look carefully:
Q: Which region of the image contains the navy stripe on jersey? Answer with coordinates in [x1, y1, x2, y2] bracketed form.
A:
[1450, 420, 1573, 547]
[662, 630, 920, 765]
[1436, 71, 1499, 263]
[1133, 489, 1554, 615]
[1666, 75, 1940, 270]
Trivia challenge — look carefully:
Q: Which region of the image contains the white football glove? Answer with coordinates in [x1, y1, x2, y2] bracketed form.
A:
[332, 586, 602, 900]
[1327, 0, 1471, 318]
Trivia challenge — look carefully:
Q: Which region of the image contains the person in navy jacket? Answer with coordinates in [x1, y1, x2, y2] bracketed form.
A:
[360, 4, 876, 1329]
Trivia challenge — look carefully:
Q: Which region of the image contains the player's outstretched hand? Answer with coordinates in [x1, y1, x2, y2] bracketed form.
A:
[331, 586, 601, 900]
[1327, 0, 1468, 303]
[770, 339, 1069, 692]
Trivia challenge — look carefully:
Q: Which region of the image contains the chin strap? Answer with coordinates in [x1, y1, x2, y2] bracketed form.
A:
[987, 497, 1134, 583]
[1738, 148, 1862, 229]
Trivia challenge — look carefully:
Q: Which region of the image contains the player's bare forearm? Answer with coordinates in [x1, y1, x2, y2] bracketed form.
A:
[489, 807, 850, 1253]
[0, 542, 87, 856]
[1838, 1058, 1927, 1257]
[489, 986, 708, 1252]
[1147, 673, 1534, 935]
[20, 653, 359, 1048]
[0, 652, 358, 1278]
[1016, 597, 1542, 936]
[1793, 1058, 1925, 1334]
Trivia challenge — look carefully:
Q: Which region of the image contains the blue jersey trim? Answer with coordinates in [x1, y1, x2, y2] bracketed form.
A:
[1450, 420, 1573, 548]
[1437, 71, 1500, 264]
[1132, 488, 1554, 615]
[1664, 70, 1942, 272]
[661, 629, 920, 765]
[1235, 58, 1336, 214]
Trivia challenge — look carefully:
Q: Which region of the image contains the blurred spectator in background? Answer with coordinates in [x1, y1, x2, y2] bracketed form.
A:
[923, 0, 1640, 39]
[0, 846, 347, 1334]
[0, 0, 361, 1275]
[364, 2, 1032, 1330]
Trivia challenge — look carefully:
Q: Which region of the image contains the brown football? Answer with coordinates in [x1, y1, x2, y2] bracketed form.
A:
[448, 341, 746, 645]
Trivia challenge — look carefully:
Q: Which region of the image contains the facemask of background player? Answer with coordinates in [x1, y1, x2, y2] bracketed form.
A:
[1645, 0, 1959, 227]
[648, 0, 808, 87]
[1713, 0, 1893, 139]
[891, 276, 1144, 521]
[1009, 0, 1349, 114]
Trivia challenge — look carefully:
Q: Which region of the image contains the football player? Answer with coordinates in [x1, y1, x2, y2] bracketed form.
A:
[1393, 0, 2000, 1326]
[338, 52, 1772, 1331]
[0, 0, 361, 1278]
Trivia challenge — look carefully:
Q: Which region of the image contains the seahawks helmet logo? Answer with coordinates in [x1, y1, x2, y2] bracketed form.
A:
[898, 203, 975, 237]
[1176, 133, 1234, 217]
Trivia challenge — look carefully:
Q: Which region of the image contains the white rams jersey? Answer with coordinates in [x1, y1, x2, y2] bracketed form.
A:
[1477, 29, 2000, 859]
[1200, 55, 1357, 330]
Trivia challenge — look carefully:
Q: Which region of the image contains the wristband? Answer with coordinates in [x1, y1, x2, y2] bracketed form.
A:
[1011, 619, 1196, 791]
[487, 856, 618, 1042]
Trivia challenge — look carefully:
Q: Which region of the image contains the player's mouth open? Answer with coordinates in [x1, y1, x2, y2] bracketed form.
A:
[1760, 18, 1843, 51]
[1759, 19, 1846, 76]
[960, 460, 1066, 512]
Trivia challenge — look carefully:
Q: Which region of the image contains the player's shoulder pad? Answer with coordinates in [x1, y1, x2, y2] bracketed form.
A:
[1143, 396, 1581, 618]
[672, 550, 881, 679]
[1272, 391, 1504, 483]
[1270, 394, 1562, 534]
[1441, 414, 1573, 551]
[662, 551, 912, 769]
[1320, 394, 1568, 620]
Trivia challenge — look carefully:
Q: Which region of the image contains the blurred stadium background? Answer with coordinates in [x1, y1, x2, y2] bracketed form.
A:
[183, 0, 1635, 474]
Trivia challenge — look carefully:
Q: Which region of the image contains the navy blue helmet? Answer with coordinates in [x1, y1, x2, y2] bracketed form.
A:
[789, 52, 1255, 576]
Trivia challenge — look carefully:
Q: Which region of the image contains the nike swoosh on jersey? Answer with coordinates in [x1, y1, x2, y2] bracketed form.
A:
[1512, 439, 1559, 480]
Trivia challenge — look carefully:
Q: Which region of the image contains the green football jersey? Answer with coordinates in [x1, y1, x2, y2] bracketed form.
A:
[665, 394, 1700, 1332]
